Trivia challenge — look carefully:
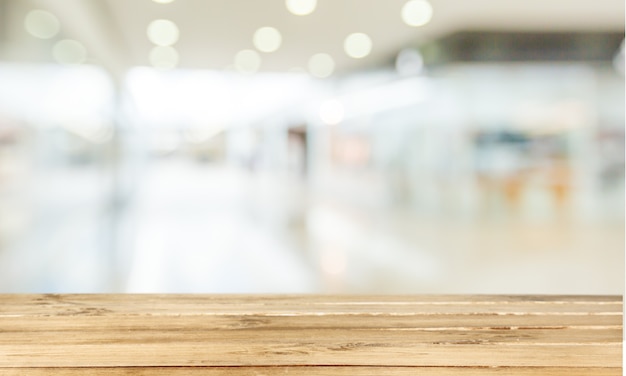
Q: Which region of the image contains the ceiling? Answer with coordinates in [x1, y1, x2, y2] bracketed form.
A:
[1, 0, 624, 80]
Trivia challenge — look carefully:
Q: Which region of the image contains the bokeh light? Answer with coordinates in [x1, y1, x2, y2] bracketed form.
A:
[234, 49, 262, 74]
[52, 39, 87, 65]
[147, 19, 180, 46]
[344, 33, 373, 59]
[24, 10, 60, 39]
[253, 27, 282, 53]
[308, 53, 335, 78]
[396, 48, 424, 76]
[285, 0, 317, 16]
[401, 0, 433, 27]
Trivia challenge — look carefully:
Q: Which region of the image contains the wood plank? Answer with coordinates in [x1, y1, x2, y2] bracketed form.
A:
[0, 367, 622, 376]
[1, 294, 621, 316]
[2, 327, 620, 345]
[0, 313, 621, 331]
[0, 295, 621, 370]
[2, 342, 621, 367]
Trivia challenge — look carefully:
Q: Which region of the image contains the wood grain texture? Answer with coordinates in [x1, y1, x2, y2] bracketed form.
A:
[0, 295, 621, 374]
[0, 367, 621, 375]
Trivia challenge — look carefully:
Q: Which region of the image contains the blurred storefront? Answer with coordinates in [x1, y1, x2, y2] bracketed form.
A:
[0, 0, 623, 294]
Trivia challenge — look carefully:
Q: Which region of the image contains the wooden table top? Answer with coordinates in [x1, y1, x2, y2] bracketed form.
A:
[0, 294, 622, 375]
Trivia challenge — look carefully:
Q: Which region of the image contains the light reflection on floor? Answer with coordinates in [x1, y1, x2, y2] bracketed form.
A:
[0, 158, 623, 294]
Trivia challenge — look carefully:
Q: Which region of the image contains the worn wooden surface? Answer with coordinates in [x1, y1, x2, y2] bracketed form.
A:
[0, 295, 621, 375]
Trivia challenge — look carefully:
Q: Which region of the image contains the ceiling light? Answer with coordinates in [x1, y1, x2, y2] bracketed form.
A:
[319, 100, 344, 125]
[153, 0, 175, 3]
[24, 10, 60, 39]
[253, 27, 282, 53]
[52, 39, 87, 65]
[149, 46, 179, 69]
[308, 53, 334, 78]
[147, 19, 179, 46]
[286, 0, 317, 16]
[344, 33, 372, 59]
[401, 0, 433, 27]
[234, 49, 261, 74]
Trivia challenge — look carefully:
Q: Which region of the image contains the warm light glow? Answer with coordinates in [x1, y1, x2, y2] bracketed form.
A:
[285, 0, 317, 15]
[253, 27, 282, 53]
[52, 40, 87, 65]
[153, 0, 175, 3]
[396, 48, 424, 76]
[149, 46, 179, 69]
[320, 247, 347, 276]
[319, 99, 344, 125]
[344, 33, 372, 59]
[147, 19, 179, 46]
[24, 10, 60, 39]
[401, 0, 433, 27]
[234, 49, 261, 74]
[308, 53, 334, 78]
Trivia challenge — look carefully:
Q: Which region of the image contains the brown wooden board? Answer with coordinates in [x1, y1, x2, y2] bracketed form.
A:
[0, 295, 621, 374]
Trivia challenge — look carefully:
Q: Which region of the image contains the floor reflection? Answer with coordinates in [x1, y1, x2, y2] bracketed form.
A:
[2, 156, 620, 294]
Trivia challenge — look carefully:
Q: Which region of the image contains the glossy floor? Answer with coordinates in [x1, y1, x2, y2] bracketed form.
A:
[0, 158, 623, 294]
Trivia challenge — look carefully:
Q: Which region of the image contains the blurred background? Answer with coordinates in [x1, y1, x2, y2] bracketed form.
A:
[0, 0, 623, 294]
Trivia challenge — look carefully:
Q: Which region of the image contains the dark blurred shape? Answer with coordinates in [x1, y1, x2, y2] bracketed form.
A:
[421, 32, 625, 65]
